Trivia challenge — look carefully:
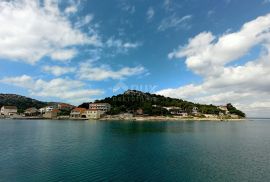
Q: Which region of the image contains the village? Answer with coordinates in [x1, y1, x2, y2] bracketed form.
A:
[0, 102, 241, 120]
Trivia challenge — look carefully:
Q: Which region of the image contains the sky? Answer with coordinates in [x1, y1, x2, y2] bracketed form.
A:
[1, 0, 270, 117]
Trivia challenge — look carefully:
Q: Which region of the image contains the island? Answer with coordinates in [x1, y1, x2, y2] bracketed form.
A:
[0, 90, 245, 121]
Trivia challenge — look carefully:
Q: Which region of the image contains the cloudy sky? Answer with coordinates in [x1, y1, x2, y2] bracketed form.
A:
[0, 0, 270, 117]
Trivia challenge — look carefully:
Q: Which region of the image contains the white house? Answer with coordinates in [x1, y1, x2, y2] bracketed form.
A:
[39, 106, 55, 114]
[0, 106, 18, 116]
[192, 107, 199, 114]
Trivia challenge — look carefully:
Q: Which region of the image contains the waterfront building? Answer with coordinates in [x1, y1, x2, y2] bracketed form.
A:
[85, 109, 104, 119]
[24, 107, 39, 116]
[39, 106, 55, 114]
[43, 109, 60, 119]
[0, 106, 17, 116]
[70, 108, 87, 119]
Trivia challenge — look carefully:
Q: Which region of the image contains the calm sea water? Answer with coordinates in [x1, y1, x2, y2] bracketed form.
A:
[0, 119, 270, 182]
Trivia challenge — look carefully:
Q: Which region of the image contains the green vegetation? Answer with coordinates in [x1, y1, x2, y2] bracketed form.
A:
[58, 109, 72, 116]
[93, 90, 244, 117]
[227, 103, 246, 118]
[0, 94, 47, 111]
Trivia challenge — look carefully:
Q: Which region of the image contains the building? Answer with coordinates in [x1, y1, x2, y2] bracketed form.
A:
[192, 107, 199, 114]
[24, 107, 39, 116]
[39, 106, 55, 114]
[57, 103, 75, 110]
[89, 103, 111, 112]
[70, 108, 87, 119]
[0, 106, 17, 116]
[43, 109, 60, 119]
[39, 107, 46, 114]
[85, 109, 104, 119]
[218, 105, 229, 114]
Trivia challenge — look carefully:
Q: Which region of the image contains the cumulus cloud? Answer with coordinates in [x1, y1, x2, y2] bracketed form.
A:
[42, 65, 76, 76]
[0, 75, 103, 104]
[158, 13, 270, 117]
[0, 0, 100, 64]
[158, 14, 192, 31]
[77, 61, 146, 81]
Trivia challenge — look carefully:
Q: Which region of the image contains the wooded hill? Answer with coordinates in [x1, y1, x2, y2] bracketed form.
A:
[0, 94, 49, 113]
[89, 90, 246, 117]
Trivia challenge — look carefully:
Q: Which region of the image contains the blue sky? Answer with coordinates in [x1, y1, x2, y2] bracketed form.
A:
[1, 0, 270, 117]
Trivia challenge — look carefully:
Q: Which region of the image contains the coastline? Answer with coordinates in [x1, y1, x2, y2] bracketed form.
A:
[99, 116, 245, 122]
[0, 115, 245, 122]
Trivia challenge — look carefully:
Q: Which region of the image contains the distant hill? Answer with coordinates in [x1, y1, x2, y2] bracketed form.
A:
[91, 90, 245, 117]
[0, 94, 49, 112]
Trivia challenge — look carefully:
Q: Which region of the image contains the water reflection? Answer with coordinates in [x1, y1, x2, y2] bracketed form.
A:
[102, 121, 202, 134]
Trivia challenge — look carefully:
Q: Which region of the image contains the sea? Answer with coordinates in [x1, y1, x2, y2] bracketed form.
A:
[0, 119, 269, 182]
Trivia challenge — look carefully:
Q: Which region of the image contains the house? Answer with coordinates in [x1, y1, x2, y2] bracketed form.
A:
[0, 106, 17, 116]
[43, 109, 60, 119]
[192, 107, 199, 114]
[57, 103, 75, 110]
[70, 108, 87, 119]
[24, 107, 39, 116]
[39, 107, 46, 114]
[39, 106, 55, 114]
[89, 103, 111, 112]
[85, 109, 104, 119]
[218, 105, 229, 114]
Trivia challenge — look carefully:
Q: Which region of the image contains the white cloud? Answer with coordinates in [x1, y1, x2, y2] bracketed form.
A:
[158, 14, 192, 31]
[42, 65, 76, 76]
[146, 7, 155, 21]
[77, 61, 146, 81]
[0, 75, 103, 104]
[169, 14, 270, 76]
[105, 37, 141, 53]
[75, 14, 94, 28]
[64, 0, 80, 15]
[65, 5, 77, 14]
[0, 0, 100, 64]
[50, 49, 77, 61]
[158, 13, 270, 117]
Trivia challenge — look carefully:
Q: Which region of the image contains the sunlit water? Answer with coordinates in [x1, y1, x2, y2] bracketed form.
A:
[0, 119, 270, 182]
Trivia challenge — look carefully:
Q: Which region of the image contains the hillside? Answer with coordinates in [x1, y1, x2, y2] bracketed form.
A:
[92, 90, 245, 117]
[0, 94, 47, 112]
